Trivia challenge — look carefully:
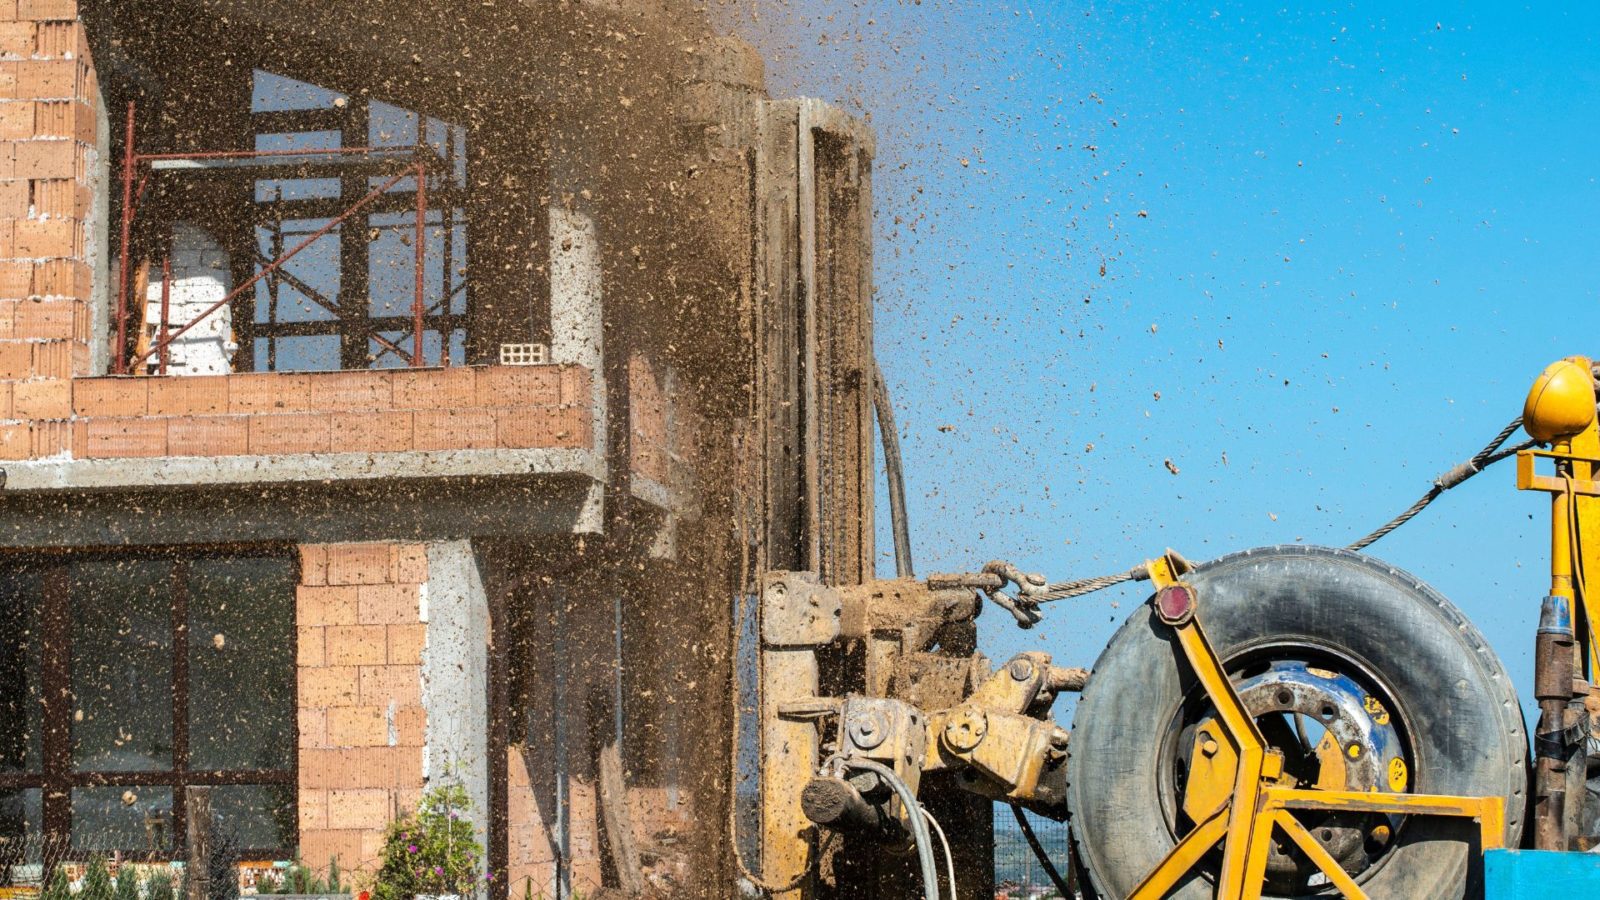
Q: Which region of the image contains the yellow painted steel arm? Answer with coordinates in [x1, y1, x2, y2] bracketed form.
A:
[1273, 812, 1368, 900]
[1264, 788, 1506, 851]
[1128, 808, 1230, 900]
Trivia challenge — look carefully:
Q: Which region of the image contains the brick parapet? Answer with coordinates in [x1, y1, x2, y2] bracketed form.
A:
[0, 363, 593, 460]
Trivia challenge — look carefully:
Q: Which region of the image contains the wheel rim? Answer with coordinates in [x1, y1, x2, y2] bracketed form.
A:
[1156, 648, 1418, 896]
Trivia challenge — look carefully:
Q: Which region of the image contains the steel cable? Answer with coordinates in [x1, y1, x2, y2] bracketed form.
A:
[1348, 417, 1532, 551]
[987, 417, 1537, 615]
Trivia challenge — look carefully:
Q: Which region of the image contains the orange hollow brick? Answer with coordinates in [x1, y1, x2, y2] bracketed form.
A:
[0, 338, 28, 377]
[326, 788, 389, 830]
[392, 365, 476, 410]
[0, 182, 23, 221]
[15, 0, 80, 23]
[325, 706, 387, 748]
[475, 364, 561, 408]
[0, 261, 24, 298]
[13, 59, 74, 100]
[355, 583, 420, 625]
[29, 19, 76, 56]
[12, 216, 75, 258]
[297, 544, 331, 587]
[0, 24, 34, 59]
[329, 411, 413, 454]
[0, 101, 28, 140]
[324, 624, 388, 668]
[13, 138, 71, 179]
[229, 371, 311, 414]
[33, 259, 89, 299]
[11, 376, 68, 418]
[146, 374, 228, 416]
[248, 412, 332, 455]
[13, 298, 76, 339]
[71, 376, 147, 417]
[80, 416, 166, 458]
[29, 339, 73, 378]
[413, 408, 495, 451]
[295, 584, 359, 627]
[326, 543, 398, 587]
[28, 416, 65, 456]
[0, 422, 27, 459]
[307, 369, 394, 413]
[165, 415, 250, 457]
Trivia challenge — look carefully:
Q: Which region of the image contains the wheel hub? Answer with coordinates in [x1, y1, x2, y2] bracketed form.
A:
[1178, 659, 1410, 891]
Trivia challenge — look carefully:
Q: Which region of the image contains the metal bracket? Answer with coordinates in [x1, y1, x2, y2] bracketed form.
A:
[761, 571, 844, 647]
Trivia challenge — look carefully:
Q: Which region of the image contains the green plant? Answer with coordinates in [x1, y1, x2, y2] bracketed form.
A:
[372, 783, 484, 900]
[326, 857, 340, 895]
[82, 857, 115, 900]
[277, 859, 328, 895]
[145, 871, 175, 900]
[41, 868, 70, 900]
[113, 865, 140, 900]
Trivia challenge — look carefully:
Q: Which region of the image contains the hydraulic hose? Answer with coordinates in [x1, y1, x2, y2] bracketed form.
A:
[842, 758, 940, 900]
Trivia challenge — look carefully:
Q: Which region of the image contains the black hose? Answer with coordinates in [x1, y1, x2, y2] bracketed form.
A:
[874, 359, 915, 578]
[1011, 804, 1073, 898]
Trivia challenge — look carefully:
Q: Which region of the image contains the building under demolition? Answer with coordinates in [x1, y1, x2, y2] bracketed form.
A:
[0, 1, 902, 896]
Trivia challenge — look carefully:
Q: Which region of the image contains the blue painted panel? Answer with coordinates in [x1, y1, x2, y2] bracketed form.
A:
[1484, 849, 1600, 899]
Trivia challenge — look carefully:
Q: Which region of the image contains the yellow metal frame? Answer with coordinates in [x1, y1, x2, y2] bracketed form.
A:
[1128, 552, 1506, 900]
[1517, 442, 1600, 679]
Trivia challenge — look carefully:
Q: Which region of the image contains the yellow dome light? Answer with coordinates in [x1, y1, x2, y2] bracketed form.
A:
[1523, 358, 1596, 443]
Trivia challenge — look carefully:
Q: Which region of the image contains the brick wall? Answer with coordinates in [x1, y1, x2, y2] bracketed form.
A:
[296, 541, 430, 874]
[0, 363, 594, 459]
[504, 759, 692, 897]
[628, 351, 669, 484]
[0, 0, 98, 459]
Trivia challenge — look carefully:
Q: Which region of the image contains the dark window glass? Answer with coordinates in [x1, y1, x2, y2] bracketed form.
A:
[70, 786, 174, 851]
[209, 784, 295, 851]
[70, 560, 175, 773]
[0, 568, 44, 776]
[2, 550, 294, 855]
[187, 557, 296, 772]
[0, 788, 42, 843]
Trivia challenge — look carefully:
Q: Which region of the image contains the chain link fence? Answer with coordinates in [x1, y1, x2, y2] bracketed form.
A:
[992, 808, 1070, 900]
[0, 829, 241, 900]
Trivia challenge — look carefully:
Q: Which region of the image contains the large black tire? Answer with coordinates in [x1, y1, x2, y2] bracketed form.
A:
[1067, 545, 1527, 900]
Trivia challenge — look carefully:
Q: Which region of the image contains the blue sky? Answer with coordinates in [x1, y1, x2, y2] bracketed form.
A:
[728, 1, 1600, 716]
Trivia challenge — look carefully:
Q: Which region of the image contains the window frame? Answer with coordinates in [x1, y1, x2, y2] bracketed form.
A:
[0, 545, 299, 858]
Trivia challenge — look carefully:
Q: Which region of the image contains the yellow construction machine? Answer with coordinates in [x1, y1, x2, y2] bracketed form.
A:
[747, 357, 1600, 899]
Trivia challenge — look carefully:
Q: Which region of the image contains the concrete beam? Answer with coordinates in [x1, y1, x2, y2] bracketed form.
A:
[137, 0, 699, 120]
[0, 446, 603, 493]
[0, 472, 604, 548]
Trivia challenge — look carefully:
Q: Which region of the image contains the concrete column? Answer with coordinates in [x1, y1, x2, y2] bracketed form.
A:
[548, 204, 605, 458]
[421, 539, 492, 890]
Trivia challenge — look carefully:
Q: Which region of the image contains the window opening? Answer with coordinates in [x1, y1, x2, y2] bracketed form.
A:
[115, 71, 469, 375]
[0, 550, 296, 856]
